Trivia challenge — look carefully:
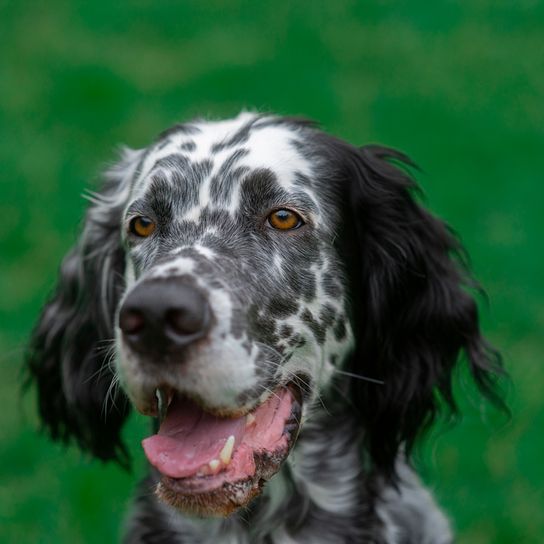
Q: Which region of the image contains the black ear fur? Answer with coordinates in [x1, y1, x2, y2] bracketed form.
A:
[25, 149, 140, 466]
[334, 143, 505, 476]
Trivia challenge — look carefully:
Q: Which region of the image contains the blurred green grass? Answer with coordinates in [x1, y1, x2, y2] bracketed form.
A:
[1, 1, 542, 542]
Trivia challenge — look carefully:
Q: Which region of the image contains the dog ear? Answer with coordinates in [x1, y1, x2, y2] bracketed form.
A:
[26, 148, 142, 466]
[335, 143, 505, 476]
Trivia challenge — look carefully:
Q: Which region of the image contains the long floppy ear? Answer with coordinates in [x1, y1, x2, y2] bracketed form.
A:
[25, 148, 142, 466]
[336, 143, 505, 476]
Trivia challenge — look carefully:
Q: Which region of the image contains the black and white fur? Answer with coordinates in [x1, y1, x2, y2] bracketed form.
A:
[27, 112, 503, 543]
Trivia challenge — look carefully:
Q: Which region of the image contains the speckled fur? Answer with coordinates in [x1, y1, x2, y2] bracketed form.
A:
[28, 112, 505, 543]
[115, 113, 356, 419]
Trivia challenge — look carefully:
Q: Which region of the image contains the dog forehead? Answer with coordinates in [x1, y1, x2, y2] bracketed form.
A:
[132, 113, 314, 199]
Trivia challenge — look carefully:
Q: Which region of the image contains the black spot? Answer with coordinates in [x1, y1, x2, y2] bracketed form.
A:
[211, 165, 249, 207]
[286, 269, 317, 302]
[144, 156, 206, 215]
[206, 278, 224, 290]
[268, 297, 299, 318]
[211, 119, 259, 153]
[301, 308, 326, 345]
[301, 271, 317, 302]
[238, 168, 286, 215]
[156, 139, 171, 151]
[150, 270, 202, 290]
[187, 159, 213, 185]
[288, 334, 306, 348]
[180, 141, 196, 151]
[219, 148, 249, 174]
[141, 175, 176, 223]
[279, 324, 294, 339]
[319, 304, 337, 329]
[333, 317, 347, 341]
[255, 116, 318, 131]
[153, 153, 190, 172]
[152, 155, 213, 216]
[209, 148, 250, 205]
[322, 272, 343, 299]
[156, 123, 200, 141]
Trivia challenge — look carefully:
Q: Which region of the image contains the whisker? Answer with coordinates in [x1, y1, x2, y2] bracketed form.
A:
[252, 344, 329, 415]
[101, 349, 121, 417]
[94, 337, 117, 346]
[103, 371, 121, 417]
[332, 368, 385, 385]
[327, 380, 358, 412]
[256, 384, 284, 404]
[84, 342, 117, 385]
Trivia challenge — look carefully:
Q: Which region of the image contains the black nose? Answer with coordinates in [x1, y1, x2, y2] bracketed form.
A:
[118, 278, 211, 356]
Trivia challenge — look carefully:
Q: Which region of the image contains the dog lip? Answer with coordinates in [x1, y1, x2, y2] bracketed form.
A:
[134, 385, 174, 418]
[140, 384, 297, 421]
[146, 383, 303, 514]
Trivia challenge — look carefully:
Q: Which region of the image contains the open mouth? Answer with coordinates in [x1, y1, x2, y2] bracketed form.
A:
[141, 385, 302, 516]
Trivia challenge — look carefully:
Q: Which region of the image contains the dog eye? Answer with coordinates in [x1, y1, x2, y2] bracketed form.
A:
[267, 209, 304, 231]
[128, 216, 156, 238]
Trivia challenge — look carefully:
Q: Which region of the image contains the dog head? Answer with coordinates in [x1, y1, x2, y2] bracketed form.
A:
[27, 112, 502, 516]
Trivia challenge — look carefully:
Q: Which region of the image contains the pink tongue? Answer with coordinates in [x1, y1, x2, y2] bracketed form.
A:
[142, 397, 247, 478]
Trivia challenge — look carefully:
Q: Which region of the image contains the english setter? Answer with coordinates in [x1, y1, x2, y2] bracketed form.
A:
[27, 112, 503, 543]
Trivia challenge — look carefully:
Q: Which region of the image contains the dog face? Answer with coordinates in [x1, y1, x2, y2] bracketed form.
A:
[27, 112, 502, 518]
[113, 114, 354, 513]
[117, 114, 354, 416]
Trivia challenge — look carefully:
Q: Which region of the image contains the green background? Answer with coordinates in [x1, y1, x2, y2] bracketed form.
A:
[1, 1, 542, 542]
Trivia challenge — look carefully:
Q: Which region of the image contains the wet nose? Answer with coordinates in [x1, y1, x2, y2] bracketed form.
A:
[118, 278, 211, 356]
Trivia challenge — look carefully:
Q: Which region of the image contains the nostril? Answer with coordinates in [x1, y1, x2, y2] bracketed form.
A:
[119, 308, 145, 335]
[165, 307, 208, 336]
[118, 280, 212, 355]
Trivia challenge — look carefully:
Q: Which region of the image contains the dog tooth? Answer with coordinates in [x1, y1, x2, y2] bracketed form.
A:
[219, 435, 235, 465]
[156, 388, 168, 423]
[246, 413, 256, 427]
[208, 459, 221, 474]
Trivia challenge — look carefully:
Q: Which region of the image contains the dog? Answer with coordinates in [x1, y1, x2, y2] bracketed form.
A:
[27, 112, 503, 543]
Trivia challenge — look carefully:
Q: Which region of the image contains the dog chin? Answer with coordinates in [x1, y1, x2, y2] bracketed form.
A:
[155, 449, 284, 517]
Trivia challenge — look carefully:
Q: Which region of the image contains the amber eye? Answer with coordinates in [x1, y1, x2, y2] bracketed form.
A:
[128, 216, 156, 238]
[267, 209, 304, 230]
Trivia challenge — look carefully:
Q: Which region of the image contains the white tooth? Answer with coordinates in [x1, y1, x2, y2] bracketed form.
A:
[246, 413, 256, 427]
[219, 435, 235, 465]
[208, 459, 220, 473]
